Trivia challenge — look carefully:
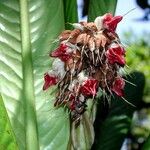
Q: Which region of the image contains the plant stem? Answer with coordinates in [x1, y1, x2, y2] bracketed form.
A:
[19, 0, 39, 149]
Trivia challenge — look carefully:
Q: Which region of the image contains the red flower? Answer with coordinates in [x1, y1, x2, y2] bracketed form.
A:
[43, 73, 58, 90]
[111, 77, 125, 97]
[106, 45, 126, 66]
[50, 44, 71, 62]
[80, 79, 98, 97]
[103, 13, 123, 32]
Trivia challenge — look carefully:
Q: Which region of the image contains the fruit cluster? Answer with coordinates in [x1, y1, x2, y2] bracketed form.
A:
[43, 13, 126, 124]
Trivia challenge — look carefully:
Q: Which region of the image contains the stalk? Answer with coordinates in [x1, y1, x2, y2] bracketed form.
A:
[19, 0, 39, 149]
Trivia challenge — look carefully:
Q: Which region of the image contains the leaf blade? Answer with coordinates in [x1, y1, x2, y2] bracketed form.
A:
[0, 95, 18, 150]
[0, 0, 70, 149]
[88, 0, 117, 21]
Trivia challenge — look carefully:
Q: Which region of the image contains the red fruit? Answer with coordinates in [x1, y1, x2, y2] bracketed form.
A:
[50, 44, 71, 62]
[106, 45, 126, 66]
[43, 73, 58, 90]
[80, 79, 98, 97]
[103, 13, 123, 32]
[111, 77, 125, 97]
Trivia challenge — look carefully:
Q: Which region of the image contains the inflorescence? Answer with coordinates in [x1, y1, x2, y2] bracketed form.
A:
[43, 13, 126, 124]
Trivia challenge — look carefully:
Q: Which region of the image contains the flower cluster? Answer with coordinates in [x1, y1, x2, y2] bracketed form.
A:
[43, 13, 126, 124]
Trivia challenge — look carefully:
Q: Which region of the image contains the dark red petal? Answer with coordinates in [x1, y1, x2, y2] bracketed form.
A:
[104, 15, 123, 32]
[43, 73, 58, 90]
[68, 95, 76, 111]
[50, 44, 67, 57]
[107, 16, 123, 31]
[70, 101, 75, 111]
[107, 53, 126, 65]
[59, 54, 72, 62]
[80, 79, 98, 97]
[106, 46, 126, 66]
[50, 44, 71, 62]
[103, 13, 113, 22]
[112, 45, 125, 55]
[111, 77, 125, 97]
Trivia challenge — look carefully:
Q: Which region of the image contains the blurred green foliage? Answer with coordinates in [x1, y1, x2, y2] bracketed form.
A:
[125, 31, 150, 102]
[122, 31, 150, 149]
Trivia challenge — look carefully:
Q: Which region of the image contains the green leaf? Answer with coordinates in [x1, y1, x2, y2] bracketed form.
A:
[63, 0, 78, 29]
[92, 72, 145, 150]
[142, 135, 150, 150]
[0, 0, 70, 149]
[0, 95, 18, 150]
[88, 0, 117, 21]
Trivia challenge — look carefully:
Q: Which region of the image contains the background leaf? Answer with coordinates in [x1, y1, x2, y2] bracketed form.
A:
[92, 72, 145, 150]
[0, 0, 72, 149]
[63, 0, 78, 29]
[88, 0, 117, 21]
[0, 95, 18, 150]
[142, 135, 150, 150]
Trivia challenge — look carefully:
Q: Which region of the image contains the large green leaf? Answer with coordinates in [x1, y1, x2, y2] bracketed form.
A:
[92, 72, 145, 150]
[0, 95, 18, 150]
[142, 135, 150, 150]
[0, 0, 72, 149]
[88, 0, 117, 21]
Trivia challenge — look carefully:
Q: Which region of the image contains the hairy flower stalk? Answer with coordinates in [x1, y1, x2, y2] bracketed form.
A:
[43, 13, 126, 124]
